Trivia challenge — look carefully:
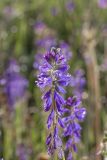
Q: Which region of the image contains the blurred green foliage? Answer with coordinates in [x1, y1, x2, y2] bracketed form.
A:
[0, 0, 107, 160]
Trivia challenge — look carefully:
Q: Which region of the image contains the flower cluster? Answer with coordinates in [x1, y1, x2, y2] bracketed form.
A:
[33, 41, 72, 70]
[2, 59, 28, 109]
[36, 47, 71, 158]
[36, 47, 86, 159]
[64, 96, 86, 160]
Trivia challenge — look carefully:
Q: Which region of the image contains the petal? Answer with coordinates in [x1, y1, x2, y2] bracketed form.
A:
[54, 91, 65, 105]
[57, 64, 69, 72]
[42, 90, 51, 100]
[54, 136, 62, 148]
[56, 85, 66, 94]
[63, 123, 73, 136]
[73, 144, 77, 152]
[58, 74, 71, 86]
[46, 133, 52, 145]
[44, 97, 52, 111]
[66, 96, 81, 107]
[67, 153, 73, 160]
[73, 122, 81, 131]
[62, 116, 71, 123]
[56, 101, 65, 114]
[53, 126, 58, 138]
[47, 110, 54, 128]
[66, 138, 73, 149]
[47, 145, 54, 156]
[58, 79, 67, 86]
[75, 107, 86, 121]
[58, 149, 64, 159]
[58, 118, 65, 128]
[73, 132, 80, 143]
[39, 62, 52, 72]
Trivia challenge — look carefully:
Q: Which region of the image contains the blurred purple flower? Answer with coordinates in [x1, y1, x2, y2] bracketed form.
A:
[3, 6, 13, 15]
[98, 0, 107, 8]
[67, 153, 73, 160]
[2, 6, 19, 19]
[71, 69, 86, 99]
[65, 0, 75, 12]
[35, 37, 57, 50]
[33, 21, 46, 35]
[3, 59, 28, 109]
[100, 58, 107, 71]
[6, 59, 20, 74]
[16, 144, 28, 160]
[33, 53, 43, 69]
[60, 41, 72, 60]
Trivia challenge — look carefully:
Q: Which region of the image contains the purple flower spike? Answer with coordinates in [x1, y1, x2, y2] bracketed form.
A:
[36, 47, 72, 158]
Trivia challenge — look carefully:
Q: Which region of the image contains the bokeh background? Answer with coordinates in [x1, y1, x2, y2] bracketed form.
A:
[0, 0, 107, 160]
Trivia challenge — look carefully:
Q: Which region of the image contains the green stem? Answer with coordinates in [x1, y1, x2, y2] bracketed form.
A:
[54, 152, 58, 160]
[63, 155, 66, 160]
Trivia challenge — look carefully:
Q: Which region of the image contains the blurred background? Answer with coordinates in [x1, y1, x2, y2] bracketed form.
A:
[0, 0, 107, 159]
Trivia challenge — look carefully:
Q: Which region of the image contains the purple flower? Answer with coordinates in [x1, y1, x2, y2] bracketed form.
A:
[64, 96, 86, 158]
[2, 6, 17, 19]
[67, 153, 73, 160]
[36, 37, 57, 51]
[71, 69, 86, 100]
[2, 59, 28, 109]
[33, 21, 46, 35]
[36, 47, 71, 158]
[98, 0, 107, 8]
[33, 53, 43, 69]
[47, 110, 54, 128]
[16, 143, 29, 160]
[65, 0, 75, 13]
[58, 117, 65, 128]
[36, 46, 86, 159]
[60, 41, 72, 61]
